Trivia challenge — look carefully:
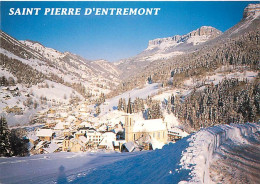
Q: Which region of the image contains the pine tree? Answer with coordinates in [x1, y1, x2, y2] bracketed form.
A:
[118, 98, 122, 111]
[0, 116, 13, 157]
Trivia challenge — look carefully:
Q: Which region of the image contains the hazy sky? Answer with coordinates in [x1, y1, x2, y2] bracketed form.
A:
[1, 1, 256, 62]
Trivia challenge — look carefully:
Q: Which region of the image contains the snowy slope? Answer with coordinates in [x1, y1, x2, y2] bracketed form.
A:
[20, 40, 120, 94]
[0, 31, 121, 125]
[1, 123, 259, 184]
[1, 32, 120, 97]
[0, 151, 146, 184]
[0, 79, 83, 126]
[99, 83, 160, 116]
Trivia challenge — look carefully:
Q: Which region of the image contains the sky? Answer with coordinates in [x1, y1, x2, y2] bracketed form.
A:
[1, 1, 257, 62]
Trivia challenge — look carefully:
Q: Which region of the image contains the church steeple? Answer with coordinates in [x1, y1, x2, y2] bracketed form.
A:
[127, 97, 132, 114]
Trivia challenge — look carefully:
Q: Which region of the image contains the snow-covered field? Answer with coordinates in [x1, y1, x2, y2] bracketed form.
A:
[1, 123, 259, 184]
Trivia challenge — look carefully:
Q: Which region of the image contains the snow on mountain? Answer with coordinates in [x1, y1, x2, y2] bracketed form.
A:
[209, 3, 260, 42]
[116, 26, 222, 79]
[20, 40, 64, 61]
[19, 39, 120, 95]
[1, 123, 258, 183]
[91, 59, 120, 77]
[98, 83, 160, 116]
[146, 26, 222, 51]
[182, 66, 258, 89]
[0, 31, 121, 126]
[0, 151, 147, 184]
[0, 78, 83, 126]
[243, 3, 260, 19]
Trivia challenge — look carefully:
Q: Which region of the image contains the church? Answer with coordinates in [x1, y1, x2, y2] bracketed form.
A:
[124, 98, 168, 144]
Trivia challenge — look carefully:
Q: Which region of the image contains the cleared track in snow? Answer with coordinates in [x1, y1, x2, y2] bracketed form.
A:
[210, 131, 260, 184]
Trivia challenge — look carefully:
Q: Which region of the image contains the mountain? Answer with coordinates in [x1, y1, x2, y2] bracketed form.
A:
[243, 3, 260, 18]
[1, 33, 121, 96]
[116, 26, 222, 79]
[116, 3, 259, 84]
[20, 40, 120, 92]
[111, 4, 259, 127]
[145, 26, 221, 52]
[0, 31, 120, 125]
[0, 3, 259, 127]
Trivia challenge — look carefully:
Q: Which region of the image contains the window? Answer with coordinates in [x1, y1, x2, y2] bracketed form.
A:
[158, 132, 160, 138]
[153, 133, 155, 138]
[134, 134, 135, 140]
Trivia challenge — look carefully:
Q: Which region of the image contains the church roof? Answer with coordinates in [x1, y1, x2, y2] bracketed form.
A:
[36, 129, 53, 137]
[127, 98, 132, 114]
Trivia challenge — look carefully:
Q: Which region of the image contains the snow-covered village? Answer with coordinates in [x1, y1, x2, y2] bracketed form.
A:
[1, 2, 260, 184]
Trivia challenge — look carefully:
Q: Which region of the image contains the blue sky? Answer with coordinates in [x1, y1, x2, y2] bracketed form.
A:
[1, 1, 257, 62]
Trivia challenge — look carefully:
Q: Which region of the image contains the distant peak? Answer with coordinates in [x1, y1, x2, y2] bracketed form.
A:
[147, 26, 222, 48]
[243, 3, 260, 19]
[23, 40, 45, 47]
[190, 26, 222, 37]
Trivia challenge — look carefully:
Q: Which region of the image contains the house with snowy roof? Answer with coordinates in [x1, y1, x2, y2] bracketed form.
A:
[27, 132, 39, 144]
[86, 129, 102, 145]
[62, 135, 88, 152]
[98, 132, 116, 150]
[36, 128, 54, 141]
[43, 142, 60, 153]
[124, 98, 168, 145]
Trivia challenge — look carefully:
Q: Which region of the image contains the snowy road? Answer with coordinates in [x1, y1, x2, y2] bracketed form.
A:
[210, 132, 260, 183]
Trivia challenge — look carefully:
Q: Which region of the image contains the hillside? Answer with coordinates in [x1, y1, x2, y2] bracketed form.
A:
[108, 4, 260, 132]
[0, 31, 121, 126]
[116, 26, 222, 79]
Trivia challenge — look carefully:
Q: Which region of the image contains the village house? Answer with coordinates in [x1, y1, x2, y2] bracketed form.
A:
[4, 105, 23, 115]
[74, 118, 83, 126]
[43, 142, 60, 154]
[27, 132, 39, 145]
[86, 129, 102, 145]
[98, 132, 116, 150]
[62, 135, 88, 152]
[79, 121, 92, 128]
[36, 128, 54, 141]
[47, 108, 56, 114]
[62, 136, 72, 152]
[63, 129, 71, 137]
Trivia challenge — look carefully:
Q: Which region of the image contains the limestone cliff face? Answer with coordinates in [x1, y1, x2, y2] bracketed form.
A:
[243, 4, 260, 19]
[147, 26, 222, 48]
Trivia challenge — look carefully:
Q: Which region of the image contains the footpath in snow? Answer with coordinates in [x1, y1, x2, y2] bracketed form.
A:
[0, 123, 259, 184]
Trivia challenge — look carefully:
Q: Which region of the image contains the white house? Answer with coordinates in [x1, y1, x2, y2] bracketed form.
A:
[36, 129, 54, 141]
[99, 132, 116, 150]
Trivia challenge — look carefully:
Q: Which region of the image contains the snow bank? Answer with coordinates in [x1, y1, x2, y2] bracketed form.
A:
[179, 123, 260, 184]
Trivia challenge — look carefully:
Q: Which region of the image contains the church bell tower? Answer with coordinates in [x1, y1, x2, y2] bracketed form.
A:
[125, 98, 134, 142]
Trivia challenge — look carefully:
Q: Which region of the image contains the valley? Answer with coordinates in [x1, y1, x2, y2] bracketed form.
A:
[0, 3, 259, 184]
